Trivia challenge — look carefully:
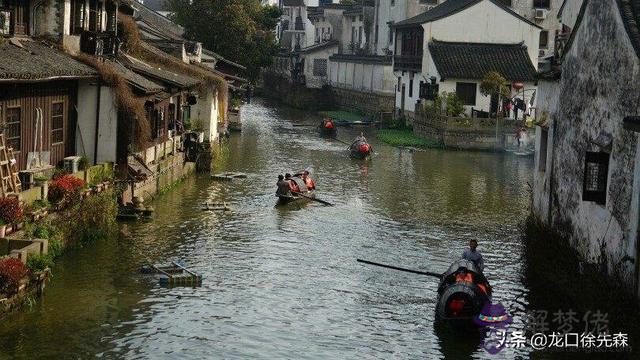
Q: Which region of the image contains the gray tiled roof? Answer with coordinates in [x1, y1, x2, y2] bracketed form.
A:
[393, 0, 541, 29]
[618, 0, 640, 58]
[0, 39, 97, 81]
[109, 58, 165, 94]
[283, 0, 303, 6]
[120, 51, 200, 89]
[429, 40, 537, 81]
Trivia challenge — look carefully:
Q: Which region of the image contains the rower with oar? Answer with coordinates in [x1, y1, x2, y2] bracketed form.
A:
[357, 249, 494, 327]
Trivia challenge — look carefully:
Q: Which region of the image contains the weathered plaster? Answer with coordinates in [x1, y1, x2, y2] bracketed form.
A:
[532, 0, 640, 291]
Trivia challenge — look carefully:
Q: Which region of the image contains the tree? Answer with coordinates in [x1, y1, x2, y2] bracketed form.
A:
[480, 71, 511, 117]
[168, 0, 282, 81]
[434, 91, 465, 117]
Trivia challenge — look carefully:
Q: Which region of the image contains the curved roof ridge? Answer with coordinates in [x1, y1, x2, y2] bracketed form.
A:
[393, 0, 542, 29]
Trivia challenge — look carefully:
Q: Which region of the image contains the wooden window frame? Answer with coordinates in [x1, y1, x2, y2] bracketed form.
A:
[70, 0, 86, 35]
[456, 82, 477, 106]
[582, 151, 609, 205]
[539, 30, 549, 49]
[51, 101, 65, 145]
[5, 106, 21, 153]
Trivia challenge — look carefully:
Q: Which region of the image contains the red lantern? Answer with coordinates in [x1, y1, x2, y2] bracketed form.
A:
[512, 82, 524, 90]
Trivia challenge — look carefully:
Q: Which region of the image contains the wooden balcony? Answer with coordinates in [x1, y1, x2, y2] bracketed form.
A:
[80, 31, 119, 57]
[393, 55, 422, 72]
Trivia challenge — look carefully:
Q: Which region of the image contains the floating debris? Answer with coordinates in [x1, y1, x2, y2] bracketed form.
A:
[211, 172, 248, 181]
[200, 202, 231, 211]
[141, 261, 202, 287]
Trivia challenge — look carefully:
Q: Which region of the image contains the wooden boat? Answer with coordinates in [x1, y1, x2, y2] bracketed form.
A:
[350, 140, 372, 159]
[319, 119, 337, 138]
[276, 176, 314, 205]
[435, 259, 492, 324]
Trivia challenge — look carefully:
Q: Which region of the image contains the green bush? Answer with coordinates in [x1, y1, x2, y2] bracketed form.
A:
[433, 91, 465, 117]
[376, 129, 442, 148]
[26, 253, 53, 273]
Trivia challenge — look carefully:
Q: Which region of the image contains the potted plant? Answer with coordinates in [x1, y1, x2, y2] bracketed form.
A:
[34, 175, 48, 187]
[0, 258, 30, 296]
[47, 174, 85, 209]
[0, 197, 23, 236]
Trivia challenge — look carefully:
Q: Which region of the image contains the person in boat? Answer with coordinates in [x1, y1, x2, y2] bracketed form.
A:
[285, 173, 300, 193]
[352, 132, 367, 146]
[276, 174, 290, 196]
[299, 170, 316, 190]
[462, 239, 484, 273]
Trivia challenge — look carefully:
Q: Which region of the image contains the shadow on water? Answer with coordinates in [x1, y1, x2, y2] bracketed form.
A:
[1, 98, 540, 358]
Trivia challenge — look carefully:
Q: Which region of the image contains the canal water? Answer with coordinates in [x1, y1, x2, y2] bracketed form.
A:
[0, 99, 534, 359]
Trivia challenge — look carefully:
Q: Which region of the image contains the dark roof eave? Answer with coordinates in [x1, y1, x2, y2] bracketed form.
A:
[0, 75, 99, 83]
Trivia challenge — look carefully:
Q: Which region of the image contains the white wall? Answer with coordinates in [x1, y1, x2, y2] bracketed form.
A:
[394, 0, 541, 113]
[422, 0, 541, 72]
[329, 59, 394, 95]
[191, 89, 219, 142]
[303, 45, 338, 88]
[76, 80, 118, 164]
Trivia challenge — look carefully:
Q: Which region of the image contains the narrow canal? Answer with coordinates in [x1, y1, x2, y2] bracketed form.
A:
[0, 99, 534, 358]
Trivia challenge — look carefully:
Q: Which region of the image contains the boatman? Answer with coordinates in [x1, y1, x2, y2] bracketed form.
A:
[462, 239, 484, 273]
[276, 174, 290, 196]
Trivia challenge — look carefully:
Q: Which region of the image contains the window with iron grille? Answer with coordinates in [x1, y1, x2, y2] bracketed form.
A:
[496, 0, 512, 6]
[5, 107, 21, 152]
[51, 102, 64, 144]
[533, 0, 550, 8]
[582, 151, 609, 205]
[313, 59, 327, 77]
[456, 82, 477, 105]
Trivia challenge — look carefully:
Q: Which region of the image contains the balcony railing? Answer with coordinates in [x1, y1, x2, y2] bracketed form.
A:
[393, 55, 422, 72]
[80, 31, 119, 57]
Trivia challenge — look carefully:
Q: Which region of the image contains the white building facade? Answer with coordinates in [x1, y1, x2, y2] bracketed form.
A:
[391, 0, 541, 120]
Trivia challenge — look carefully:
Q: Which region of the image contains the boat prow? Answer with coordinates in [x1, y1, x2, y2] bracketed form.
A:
[436, 259, 492, 326]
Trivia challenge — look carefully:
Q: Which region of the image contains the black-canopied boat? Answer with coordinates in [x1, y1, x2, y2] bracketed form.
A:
[319, 118, 337, 138]
[357, 258, 492, 327]
[435, 259, 492, 324]
[349, 140, 372, 159]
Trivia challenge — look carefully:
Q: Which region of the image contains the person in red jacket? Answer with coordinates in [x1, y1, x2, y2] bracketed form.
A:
[285, 173, 300, 192]
[300, 170, 316, 190]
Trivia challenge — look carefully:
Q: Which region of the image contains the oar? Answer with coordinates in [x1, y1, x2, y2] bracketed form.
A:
[357, 259, 443, 279]
[333, 138, 352, 147]
[292, 191, 334, 206]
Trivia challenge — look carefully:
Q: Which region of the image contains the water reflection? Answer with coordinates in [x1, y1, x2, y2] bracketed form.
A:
[0, 98, 534, 358]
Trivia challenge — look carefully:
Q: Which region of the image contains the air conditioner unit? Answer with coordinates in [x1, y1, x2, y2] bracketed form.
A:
[535, 8, 547, 20]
